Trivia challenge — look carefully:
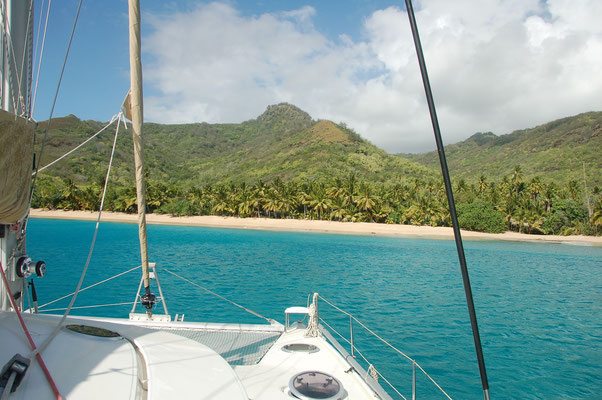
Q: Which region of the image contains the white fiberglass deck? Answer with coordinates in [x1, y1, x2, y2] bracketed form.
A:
[0, 312, 248, 399]
[1, 312, 387, 399]
[234, 324, 382, 399]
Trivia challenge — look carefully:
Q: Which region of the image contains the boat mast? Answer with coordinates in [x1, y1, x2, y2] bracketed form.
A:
[404, 1, 491, 399]
[128, 0, 155, 316]
[1, 0, 32, 115]
[0, 0, 36, 312]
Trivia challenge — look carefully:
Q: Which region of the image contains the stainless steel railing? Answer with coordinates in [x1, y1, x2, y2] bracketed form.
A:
[315, 293, 453, 400]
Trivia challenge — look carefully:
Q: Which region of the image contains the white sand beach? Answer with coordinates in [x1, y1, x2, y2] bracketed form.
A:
[28, 209, 602, 246]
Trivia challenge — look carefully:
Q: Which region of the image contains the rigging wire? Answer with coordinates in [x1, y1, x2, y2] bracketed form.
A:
[31, 0, 51, 117]
[319, 294, 453, 400]
[30, 112, 124, 361]
[157, 265, 274, 323]
[0, 2, 18, 112]
[37, 264, 141, 310]
[27, 0, 83, 227]
[40, 302, 134, 313]
[0, 0, 33, 114]
[34, 114, 120, 174]
[317, 317, 409, 400]
[19, 0, 35, 115]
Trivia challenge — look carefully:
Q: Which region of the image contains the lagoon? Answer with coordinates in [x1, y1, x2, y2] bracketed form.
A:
[26, 218, 602, 399]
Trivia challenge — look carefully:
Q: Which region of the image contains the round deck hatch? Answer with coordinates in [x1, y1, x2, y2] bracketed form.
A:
[289, 371, 344, 400]
[282, 343, 320, 353]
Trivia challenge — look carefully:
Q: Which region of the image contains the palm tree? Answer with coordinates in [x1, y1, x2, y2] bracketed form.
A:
[353, 183, 379, 216]
[212, 186, 232, 215]
[278, 183, 298, 218]
[115, 185, 138, 213]
[511, 165, 524, 196]
[79, 185, 100, 211]
[237, 183, 254, 217]
[59, 178, 81, 210]
[329, 196, 349, 221]
[478, 175, 487, 199]
[567, 180, 581, 201]
[252, 180, 267, 217]
[307, 183, 330, 220]
[263, 187, 281, 218]
[591, 208, 602, 235]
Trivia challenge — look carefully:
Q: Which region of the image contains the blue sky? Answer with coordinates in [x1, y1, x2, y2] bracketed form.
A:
[33, 1, 602, 153]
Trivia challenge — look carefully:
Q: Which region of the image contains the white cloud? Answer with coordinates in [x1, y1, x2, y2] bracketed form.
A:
[143, 1, 602, 153]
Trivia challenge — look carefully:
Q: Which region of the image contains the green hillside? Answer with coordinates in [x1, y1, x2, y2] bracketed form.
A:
[35, 103, 437, 187]
[31, 105, 602, 235]
[404, 112, 602, 188]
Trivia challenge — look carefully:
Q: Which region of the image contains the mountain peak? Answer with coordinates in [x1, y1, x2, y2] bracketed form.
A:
[256, 103, 313, 132]
[467, 131, 497, 146]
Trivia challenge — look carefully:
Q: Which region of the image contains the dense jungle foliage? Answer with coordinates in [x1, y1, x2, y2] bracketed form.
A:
[32, 168, 602, 235]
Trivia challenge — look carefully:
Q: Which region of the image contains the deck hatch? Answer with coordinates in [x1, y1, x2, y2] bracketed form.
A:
[65, 324, 120, 338]
[282, 343, 319, 353]
[289, 371, 344, 399]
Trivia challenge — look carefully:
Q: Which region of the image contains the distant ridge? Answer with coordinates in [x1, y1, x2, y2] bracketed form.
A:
[404, 111, 602, 187]
[35, 106, 601, 188]
[35, 103, 437, 186]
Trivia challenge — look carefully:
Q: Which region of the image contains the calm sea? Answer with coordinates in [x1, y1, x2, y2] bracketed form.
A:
[26, 218, 602, 399]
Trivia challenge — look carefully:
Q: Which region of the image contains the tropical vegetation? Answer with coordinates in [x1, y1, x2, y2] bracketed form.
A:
[32, 166, 601, 235]
[405, 111, 602, 188]
[31, 104, 601, 235]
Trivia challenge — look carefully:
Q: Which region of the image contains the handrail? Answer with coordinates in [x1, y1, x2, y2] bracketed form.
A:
[317, 294, 453, 400]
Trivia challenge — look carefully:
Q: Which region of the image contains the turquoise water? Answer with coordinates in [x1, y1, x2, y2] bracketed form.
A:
[26, 218, 602, 399]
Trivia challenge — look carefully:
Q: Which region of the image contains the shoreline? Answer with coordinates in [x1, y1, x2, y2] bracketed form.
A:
[28, 209, 602, 246]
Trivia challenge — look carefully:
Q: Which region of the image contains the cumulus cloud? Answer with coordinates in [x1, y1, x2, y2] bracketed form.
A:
[143, 1, 602, 153]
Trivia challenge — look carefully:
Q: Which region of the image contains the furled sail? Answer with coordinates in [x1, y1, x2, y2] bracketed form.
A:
[0, 109, 34, 224]
[128, 0, 154, 314]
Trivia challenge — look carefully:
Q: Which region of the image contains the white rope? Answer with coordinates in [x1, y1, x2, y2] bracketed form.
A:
[31, 0, 52, 116]
[305, 293, 320, 337]
[37, 264, 141, 310]
[34, 114, 120, 174]
[373, 368, 408, 400]
[157, 266, 273, 323]
[319, 295, 453, 400]
[0, 371, 17, 400]
[367, 364, 379, 382]
[30, 112, 123, 360]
